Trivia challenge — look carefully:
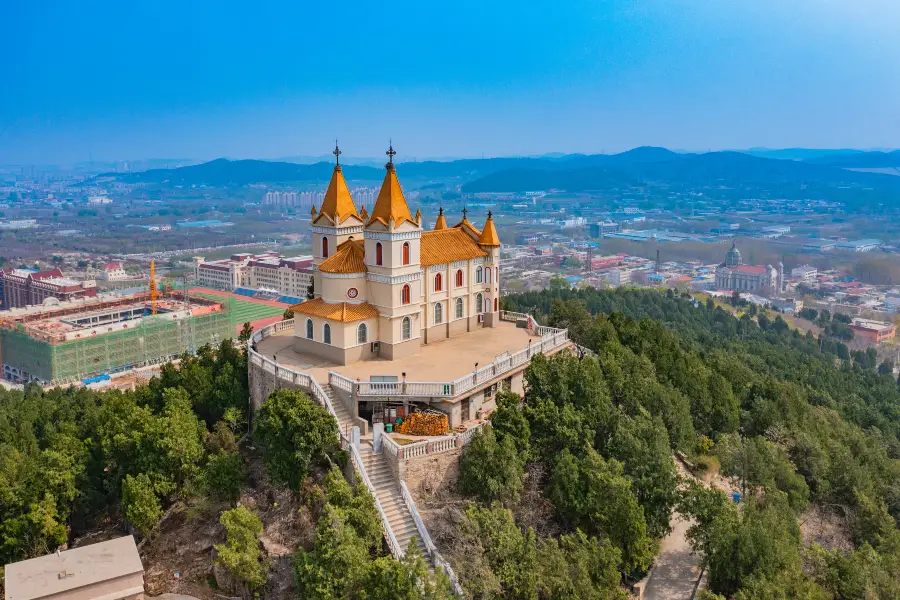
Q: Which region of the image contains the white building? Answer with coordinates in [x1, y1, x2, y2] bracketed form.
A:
[194, 252, 314, 297]
[248, 255, 314, 299]
[101, 263, 129, 281]
[605, 268, 633, 287]
[791, 265, 818, 282]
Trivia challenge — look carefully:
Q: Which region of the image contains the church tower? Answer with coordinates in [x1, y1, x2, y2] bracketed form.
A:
[310, 143, 363, 271]
[478, 211, 501, 326]
[364, 144, 423, 351]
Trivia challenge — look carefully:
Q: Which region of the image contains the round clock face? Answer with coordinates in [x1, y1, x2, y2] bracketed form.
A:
[347, 288, 359, 299]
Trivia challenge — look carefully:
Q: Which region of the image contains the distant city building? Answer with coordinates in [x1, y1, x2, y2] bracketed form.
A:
[264, 187, 378, 210]
[850, 318, 895, 345]
[0, 219, 37, 230]
[101, 263, 129, 281]
[589, 221, 620, 237]
[248, 255, 315, 299]
[605, 268, 633, 287]
[0, 268, 97, 309]
[194, 252, 314, 298]
[87, 195, 112, 204]
[802, 240, 836, 252]
[3, 535, 144, 600]
[836, 239, 882, 252]
[791, 265, 818, 282]
[714, 242, 781, 297]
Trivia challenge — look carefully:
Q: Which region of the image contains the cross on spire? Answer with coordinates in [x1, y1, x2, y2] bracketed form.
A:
[333, 140, 341, 166]
[386, 140, 396, 167]
[462, 206, 468, 219]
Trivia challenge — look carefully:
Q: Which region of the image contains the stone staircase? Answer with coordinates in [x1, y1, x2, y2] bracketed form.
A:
[321, 383, 353, 437]
[319, 382, 432, 567]
[360, 445, 432, 566]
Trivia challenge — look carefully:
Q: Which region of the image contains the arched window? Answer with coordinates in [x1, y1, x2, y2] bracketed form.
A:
[357, 323, 368, 344]
[323, 323, 332, 345]
[434, 302, 443, 324]
[401, 284, 410, 305]
[402, 242, 410, 265]
[476, 266, 483, 283]
[495, 267, 499, 282]
[305, 318, 313, 339]
[455, 297, 464, 319]
[322, 237, 329, 258]
[434, 273, 443, 292]
[375, 242, 383, 266]
[402, 316, 411, 340]
[455, 269, 463, 287]
[486, 268, 491, 284]
[494, 297, 498, 312]
[476, 293, 483, 314]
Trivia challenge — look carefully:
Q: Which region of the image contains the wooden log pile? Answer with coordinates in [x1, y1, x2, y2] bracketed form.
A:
[398, 412, 450, 436]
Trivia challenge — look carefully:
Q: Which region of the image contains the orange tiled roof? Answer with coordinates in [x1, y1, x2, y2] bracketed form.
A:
[291, 298, 379, 322]
[318, 239, 367, 274]
[455, 217, 481, 240]
[368, 165, 416, 228]
[315, 165, 360, 225]
[421, 228, 488, 267]
[478, 211, 501, 247]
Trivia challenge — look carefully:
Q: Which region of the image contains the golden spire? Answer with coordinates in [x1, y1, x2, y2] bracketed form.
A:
[415, 208, 422, 225]
[315, 142, 360, 225]
[367, 142, 416, 229]
[433, 206, 448, 230]
[310, 204, 317, 217]
[478, 210, 501, 247]
[359, 204, 368, 220]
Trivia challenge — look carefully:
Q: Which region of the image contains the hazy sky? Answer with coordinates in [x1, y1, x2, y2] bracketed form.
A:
[2, 0, 899, 164]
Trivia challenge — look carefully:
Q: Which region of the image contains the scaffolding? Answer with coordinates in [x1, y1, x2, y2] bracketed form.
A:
[0, 296, 235, 384]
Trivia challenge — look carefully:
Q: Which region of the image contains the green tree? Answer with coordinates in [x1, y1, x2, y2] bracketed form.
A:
[238, 322, 254, 343]
[215, 506, 270, 591]
[254, 389, 338, 491]
[121, 473, 167, 538]
[607, 412, 678, 538]
[489, 391, 531, 457]
[458, 428, 525, 505]
[202, 451, 245, 502]
[282, 307, 294, 320]
[535, 531, 627, 600]
[359, 540, 454, 600]
[548, 448, 654, 575]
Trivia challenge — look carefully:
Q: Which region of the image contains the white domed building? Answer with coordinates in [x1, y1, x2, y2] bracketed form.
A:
[714, 241, 782, 297]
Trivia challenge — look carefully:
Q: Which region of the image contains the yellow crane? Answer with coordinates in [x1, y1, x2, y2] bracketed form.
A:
[149, 260, 157, 315]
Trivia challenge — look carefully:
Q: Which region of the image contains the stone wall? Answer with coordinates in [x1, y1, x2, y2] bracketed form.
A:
[403, 447, 462, 497]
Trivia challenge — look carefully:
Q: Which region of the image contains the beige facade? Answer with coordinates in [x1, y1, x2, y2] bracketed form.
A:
[293, 149, 502, 367]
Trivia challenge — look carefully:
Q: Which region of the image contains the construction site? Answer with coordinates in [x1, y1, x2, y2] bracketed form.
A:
[0, 288, 235, 385]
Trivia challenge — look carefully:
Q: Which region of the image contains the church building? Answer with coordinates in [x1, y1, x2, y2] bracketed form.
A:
[291, 144, 501, 365]
[714, 241, 783, 297]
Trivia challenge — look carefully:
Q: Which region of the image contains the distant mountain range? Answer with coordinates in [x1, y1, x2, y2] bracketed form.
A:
[93, 147, 900, 194]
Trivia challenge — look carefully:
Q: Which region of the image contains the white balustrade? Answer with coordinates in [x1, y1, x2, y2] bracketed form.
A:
[350, 444, 402, 560]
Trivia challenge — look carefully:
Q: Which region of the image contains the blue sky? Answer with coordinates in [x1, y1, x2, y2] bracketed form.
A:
[2, 0, 899, 164]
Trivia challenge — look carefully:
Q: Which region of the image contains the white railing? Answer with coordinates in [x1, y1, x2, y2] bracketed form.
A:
[258, 314, 569, 403]
[384, 420, 489, 460]
[248, 324, 401, 562]
[349, 443, 402, 559]
[400, 481, 465, 597]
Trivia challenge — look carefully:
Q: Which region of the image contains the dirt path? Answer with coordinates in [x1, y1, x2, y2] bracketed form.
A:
[642, 458, 735, 600]
[644, 513, 701, 600]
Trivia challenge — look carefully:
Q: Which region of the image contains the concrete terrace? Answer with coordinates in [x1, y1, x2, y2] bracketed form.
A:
[256, 319, 538, 384]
